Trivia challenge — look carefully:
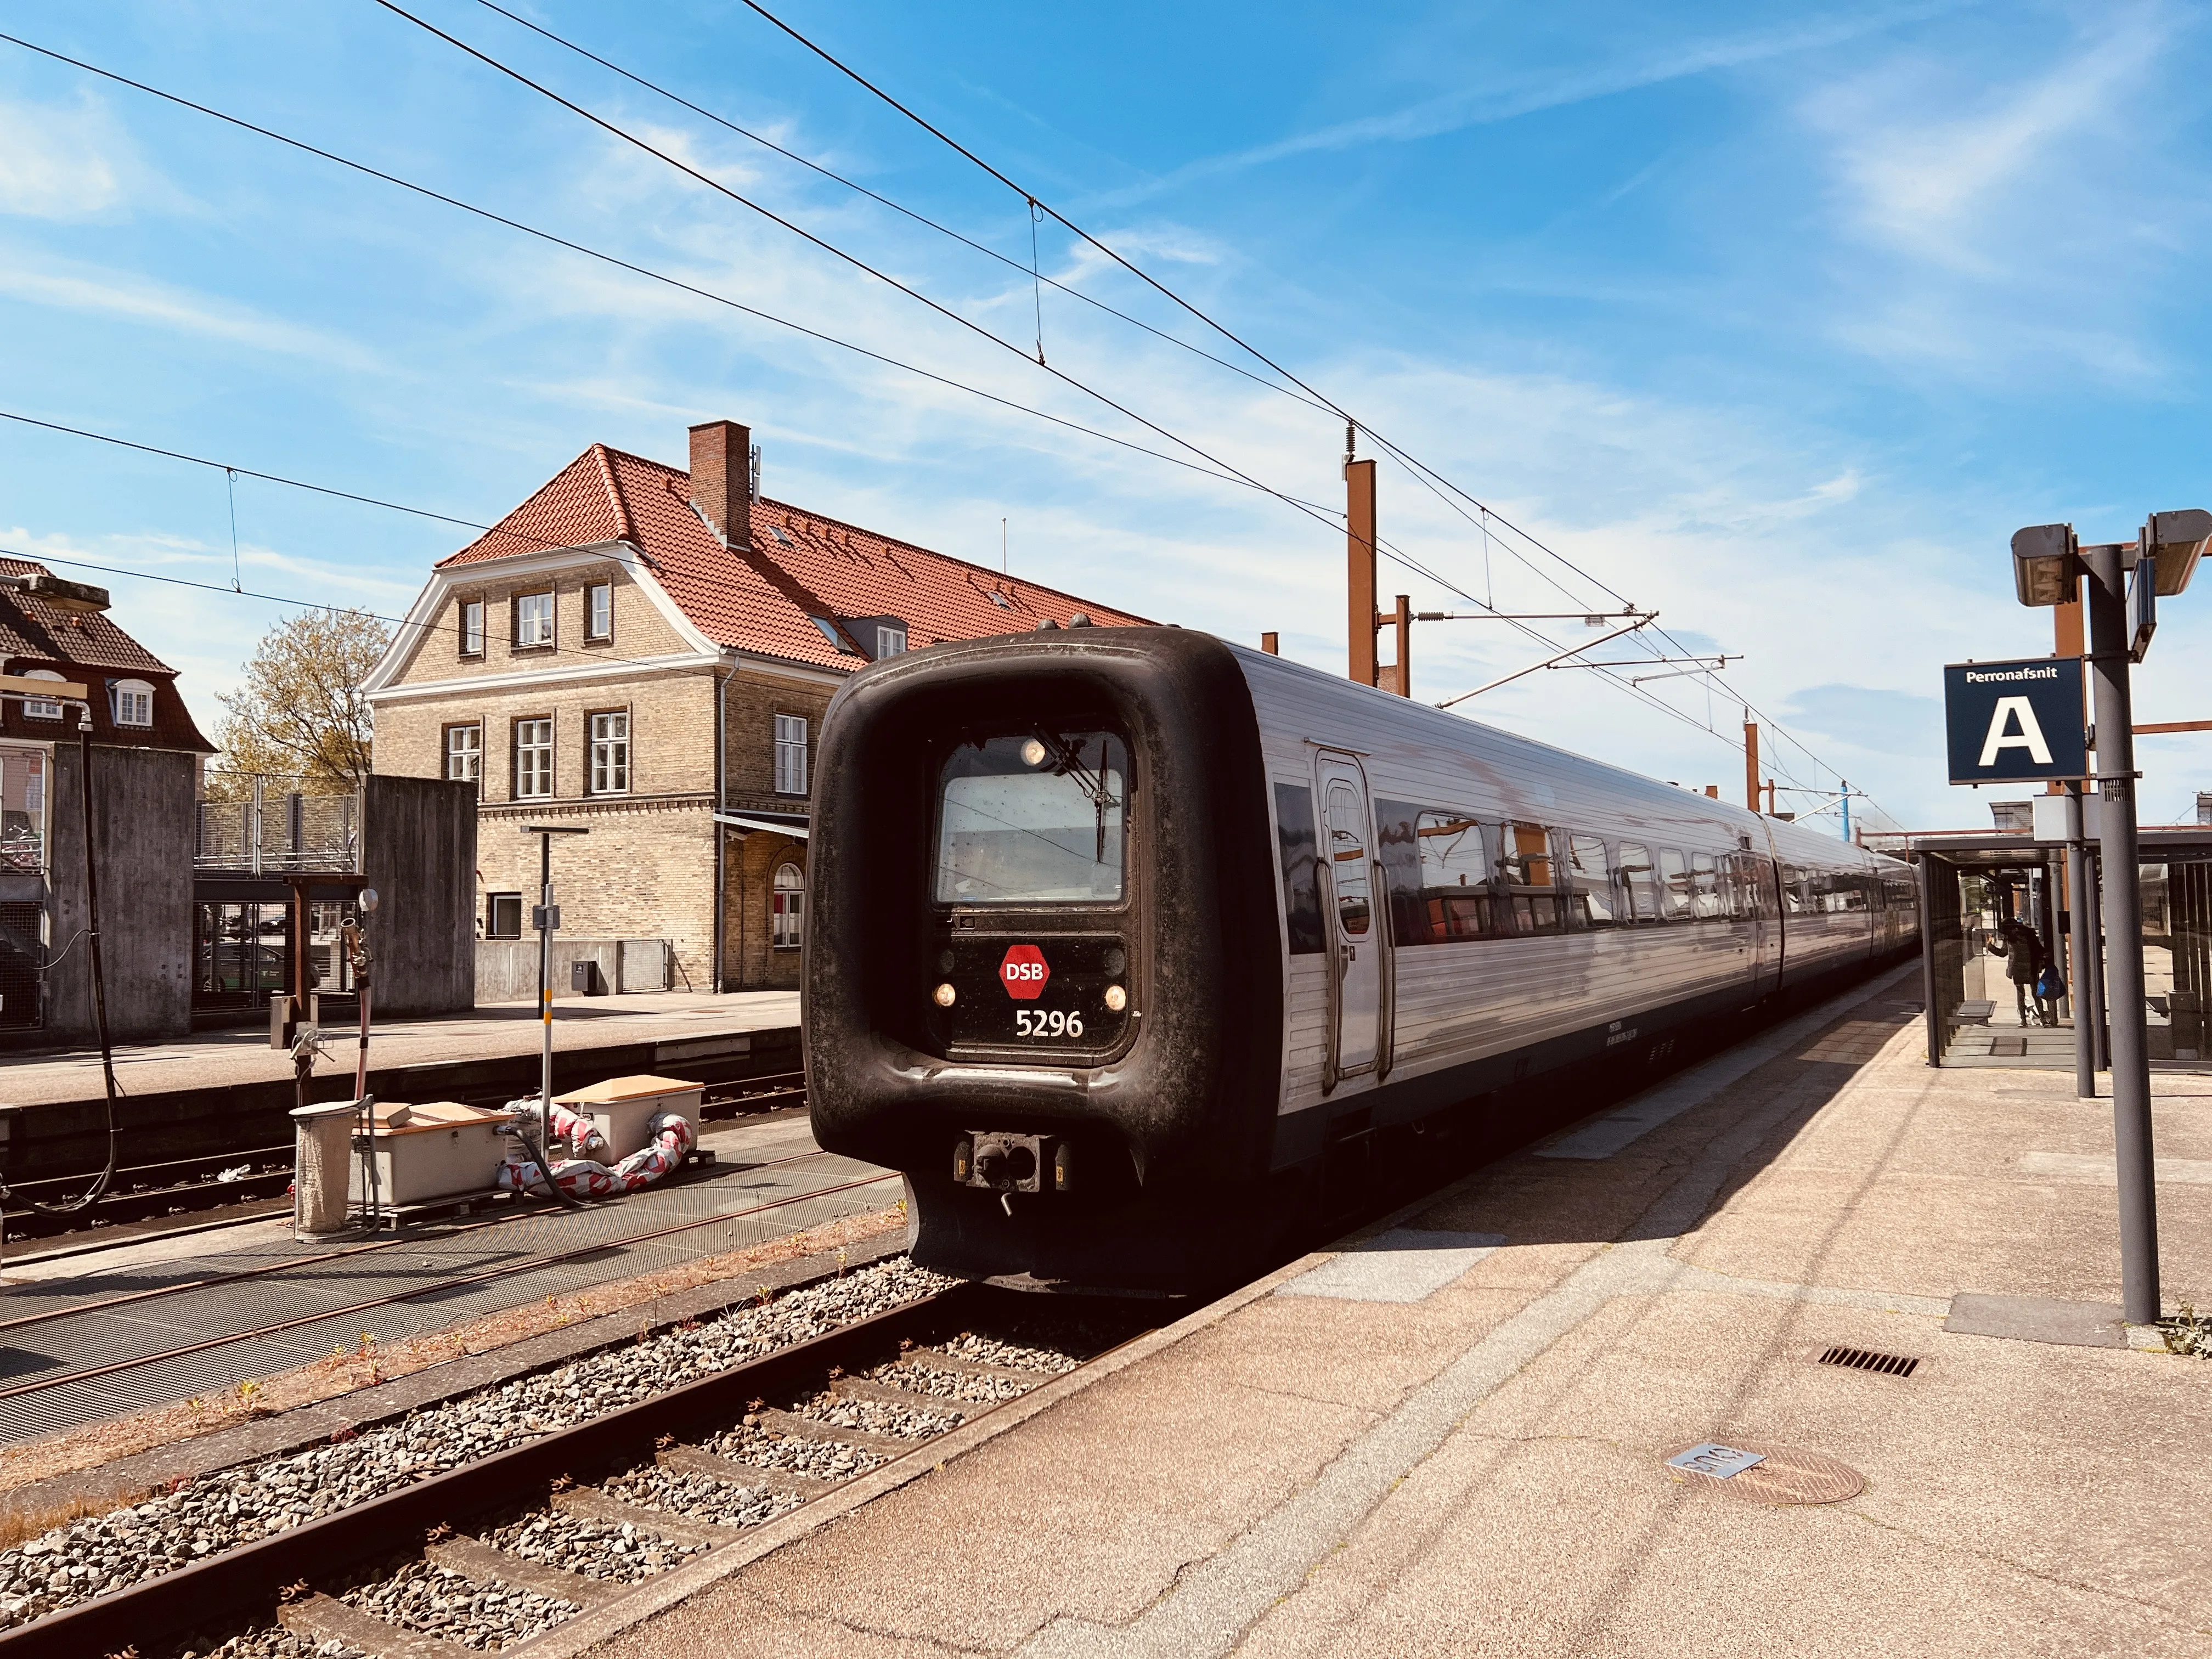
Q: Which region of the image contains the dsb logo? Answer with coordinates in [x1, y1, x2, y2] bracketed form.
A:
[998, 944, 1051, 1000]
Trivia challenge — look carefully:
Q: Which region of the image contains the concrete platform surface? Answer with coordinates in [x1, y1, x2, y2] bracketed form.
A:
[0, 991, 800, 1105]
[599, 966, 2212, 1658]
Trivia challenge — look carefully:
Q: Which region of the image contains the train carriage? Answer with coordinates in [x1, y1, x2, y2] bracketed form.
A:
[805, 627, 1915, 1292]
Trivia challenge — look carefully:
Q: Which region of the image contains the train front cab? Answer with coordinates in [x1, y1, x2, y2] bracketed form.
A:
[804, 629, 1285, 1291]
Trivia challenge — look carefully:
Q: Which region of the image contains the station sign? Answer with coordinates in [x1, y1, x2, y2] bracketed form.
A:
[1943, 656, 2086, 786]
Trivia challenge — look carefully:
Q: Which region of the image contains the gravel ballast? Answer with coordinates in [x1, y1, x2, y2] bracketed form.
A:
[484, 1509, 709, 1583]
[795, 1391, 966, 1439]
[599, 1465, 806, 1530]
[0, 1257, 949, 1633]
[341, 1558, 577, 1649]
[702, 1421, 887, 1481]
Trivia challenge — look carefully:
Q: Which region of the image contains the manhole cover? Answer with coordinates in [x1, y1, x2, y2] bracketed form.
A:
[1661, 1440, 1864, 1504]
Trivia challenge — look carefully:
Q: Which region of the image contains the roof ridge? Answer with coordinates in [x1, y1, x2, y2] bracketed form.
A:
[590, 444, 638, 544]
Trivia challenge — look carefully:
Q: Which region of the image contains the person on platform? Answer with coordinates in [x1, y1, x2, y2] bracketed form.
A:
[1993, 917, 2052, 1028]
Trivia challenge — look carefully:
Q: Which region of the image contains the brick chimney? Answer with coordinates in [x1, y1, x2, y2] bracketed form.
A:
[688, 419, 752, 548]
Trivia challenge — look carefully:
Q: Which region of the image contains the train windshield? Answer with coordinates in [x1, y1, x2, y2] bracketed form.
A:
[935, 730, 1127, 905]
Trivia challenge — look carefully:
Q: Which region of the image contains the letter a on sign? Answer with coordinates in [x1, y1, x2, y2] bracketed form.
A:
[1978, 696, 2054, 768]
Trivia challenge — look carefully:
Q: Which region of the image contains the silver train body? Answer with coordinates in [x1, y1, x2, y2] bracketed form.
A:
[805, 628, 1916, 1290]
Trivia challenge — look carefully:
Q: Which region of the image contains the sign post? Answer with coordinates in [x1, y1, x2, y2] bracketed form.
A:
[1999, 509, 2210, 1330]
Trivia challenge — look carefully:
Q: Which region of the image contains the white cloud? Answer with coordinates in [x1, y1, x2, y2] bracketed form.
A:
[0, 258, 381, 369]
[0, 97, 128, 220]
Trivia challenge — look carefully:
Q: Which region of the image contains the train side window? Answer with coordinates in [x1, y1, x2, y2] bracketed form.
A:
[1375, 800, 1427, 947]
[1324, 783, 1371, 937]
[1780, 866, 1805, 915]
[1414, 810, 1490, 941]
[1658, 849, 1691, 922]
[1567, 834, 1618, 928]
[1273, 783, 1325, 956]
[1617, 843, 1658, 923]
[1502, 821, 1560, 936]
[1690, 853, 1722, 920]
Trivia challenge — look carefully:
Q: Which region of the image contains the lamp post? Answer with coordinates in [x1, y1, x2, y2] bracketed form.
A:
[2011, 509, 2209, 1327]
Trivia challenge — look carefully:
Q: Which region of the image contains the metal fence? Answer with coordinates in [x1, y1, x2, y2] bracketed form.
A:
[195, 778, 360, 873]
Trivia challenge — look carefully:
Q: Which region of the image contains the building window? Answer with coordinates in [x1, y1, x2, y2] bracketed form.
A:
[21, 670, 64, 721]
[589, 710, 629, 794]
[514, 591, 555, 651]
[459, 598, 485, 657]
[486, 892, 523, 938]
[773, 714, 808, 795]
[585, 582, 613, 642]
[514, 716, 553, 798]
[772, 862, 804, 949]
[876, 624, 907, 658]
[110, 679, 154, 727]
[445, 724, 482, 786]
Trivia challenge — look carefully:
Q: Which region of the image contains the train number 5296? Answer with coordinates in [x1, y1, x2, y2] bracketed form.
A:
[1014, 1008, 1084, 1038]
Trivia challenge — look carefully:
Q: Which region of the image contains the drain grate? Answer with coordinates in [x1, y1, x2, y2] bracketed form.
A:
[1818, 1345, 1919, 1378]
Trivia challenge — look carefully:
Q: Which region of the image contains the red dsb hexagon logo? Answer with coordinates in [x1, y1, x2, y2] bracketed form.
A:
[998, 944, 1050, 1000]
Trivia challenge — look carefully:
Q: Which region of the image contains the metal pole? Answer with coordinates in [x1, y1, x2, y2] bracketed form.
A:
[1840, 782, 1851, 844]
[2084, 848, 2109, 1070]
[538, 830, 554, 1147]
[2083, 540, 2159, 1325]
[2067, 783, 2095, 1098]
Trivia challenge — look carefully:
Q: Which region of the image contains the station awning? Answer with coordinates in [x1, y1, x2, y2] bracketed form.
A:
[712, 812, 809, 839]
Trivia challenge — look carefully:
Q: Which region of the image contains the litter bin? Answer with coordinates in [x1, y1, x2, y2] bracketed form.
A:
[290, 1098, 360, 1238]
[570, 958, 606, 996]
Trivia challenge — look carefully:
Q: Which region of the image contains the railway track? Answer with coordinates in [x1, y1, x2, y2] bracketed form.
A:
[0, 1264, 1149, 1659]
[1, 1071, 809, 1246]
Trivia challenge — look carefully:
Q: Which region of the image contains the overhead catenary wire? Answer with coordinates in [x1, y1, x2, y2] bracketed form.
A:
[0, 31, 1888, 827]
[714, 0, 1894, 826]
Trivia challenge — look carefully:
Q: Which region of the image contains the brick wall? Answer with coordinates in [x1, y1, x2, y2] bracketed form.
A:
[391, 560, 691, 689]
[375, 671, 715, 800]
[476, 797, 718, 992]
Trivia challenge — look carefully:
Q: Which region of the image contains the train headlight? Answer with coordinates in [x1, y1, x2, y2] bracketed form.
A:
[933, 983, 957, 1007]
[1020, 737, 1048, 766]
[1104, 984, 1127, 1012]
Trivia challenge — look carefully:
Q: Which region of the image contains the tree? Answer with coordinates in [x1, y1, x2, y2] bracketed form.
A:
[208, 608, 392, 797]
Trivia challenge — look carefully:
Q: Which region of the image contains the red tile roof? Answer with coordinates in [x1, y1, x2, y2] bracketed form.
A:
[437, 445, 1151, 669]
[0, 558, 215, 752]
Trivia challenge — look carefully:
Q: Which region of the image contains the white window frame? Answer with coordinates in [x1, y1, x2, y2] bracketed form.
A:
[486, 892, 523, 938]
[111, 678, 154, 728]
[589, 710, 630, 795]
[21, 670, 64, 721]
[876, 624, 907, 658]
[459, 598, 485, 657]
[772, 861, 804, 949]
[585, 582, 613, 642]
[446, 723, 482, 786]
[515, 591, 556, 651]
[515, 716, 554, 799]
[773, 714, 808, 796]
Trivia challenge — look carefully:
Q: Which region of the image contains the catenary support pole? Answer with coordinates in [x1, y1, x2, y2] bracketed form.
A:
[2082, 540, 2159, 1325]
[1346, 441, 1378, 688]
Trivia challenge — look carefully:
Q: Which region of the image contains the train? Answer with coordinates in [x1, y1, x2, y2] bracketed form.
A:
[805, 627, 1917, 1292]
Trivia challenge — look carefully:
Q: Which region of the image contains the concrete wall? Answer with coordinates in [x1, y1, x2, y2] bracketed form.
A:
[47, 744, 197, 1042]
[475, 936, 669, 1003]
[362, 774, 477, 1018]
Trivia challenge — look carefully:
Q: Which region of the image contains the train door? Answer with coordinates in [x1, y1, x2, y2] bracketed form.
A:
[1315, 752, 1380, 1079]
[1744, 851, 1779, 999]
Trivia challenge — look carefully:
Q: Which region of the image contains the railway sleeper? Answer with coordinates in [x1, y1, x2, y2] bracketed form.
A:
[751, 1406, 933, 1459]
[655, 1443, 840, 1496]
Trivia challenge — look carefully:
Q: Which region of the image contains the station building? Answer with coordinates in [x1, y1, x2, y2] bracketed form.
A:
[362, 417, 1147, 996]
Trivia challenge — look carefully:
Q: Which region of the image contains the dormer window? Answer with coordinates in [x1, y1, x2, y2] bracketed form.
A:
[21, 670, 64, 721]
[876, 624, 907, 658]
[111, 679, 154, 727]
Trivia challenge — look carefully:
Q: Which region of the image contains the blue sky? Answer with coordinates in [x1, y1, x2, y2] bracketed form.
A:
[1, 0, 2207, 829]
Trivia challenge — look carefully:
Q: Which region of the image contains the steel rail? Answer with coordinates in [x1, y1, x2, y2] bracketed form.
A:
[0, 1281, 989, 1659]
[0, 1146, 843, 1338]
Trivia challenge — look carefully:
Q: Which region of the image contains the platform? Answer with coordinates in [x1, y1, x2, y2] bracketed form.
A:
[0, 1109, 890, 1446]
[600, 964, 2212, 1658]
[0, 991, 800, 1107]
